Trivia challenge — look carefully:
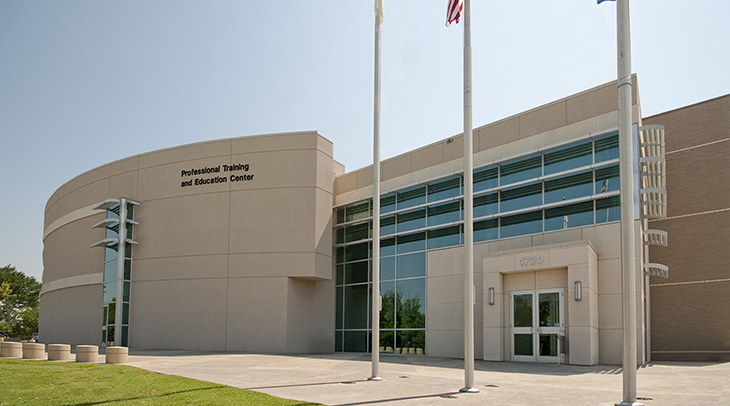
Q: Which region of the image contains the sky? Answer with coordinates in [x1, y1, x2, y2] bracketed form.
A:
[1, 0, 728, 282]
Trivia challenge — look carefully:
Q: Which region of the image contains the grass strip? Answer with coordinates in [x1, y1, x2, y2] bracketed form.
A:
[0, 358, 322, 406]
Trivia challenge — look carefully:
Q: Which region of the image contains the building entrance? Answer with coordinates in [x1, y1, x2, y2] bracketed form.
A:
[510, 289, 564, 363]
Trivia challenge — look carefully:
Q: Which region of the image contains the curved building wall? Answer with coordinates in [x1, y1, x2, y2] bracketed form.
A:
[41, 131, 337, 352]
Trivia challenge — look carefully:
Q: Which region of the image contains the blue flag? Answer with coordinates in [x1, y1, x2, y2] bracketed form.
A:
[597, 0, 615, 3]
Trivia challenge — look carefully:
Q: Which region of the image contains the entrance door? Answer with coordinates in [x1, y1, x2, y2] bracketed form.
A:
[510, 289, 564, 363]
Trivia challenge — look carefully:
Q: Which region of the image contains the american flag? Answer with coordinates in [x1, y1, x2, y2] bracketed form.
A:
[446, 0, 463, 26]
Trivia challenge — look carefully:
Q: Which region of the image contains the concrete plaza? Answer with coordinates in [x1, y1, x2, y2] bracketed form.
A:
[124, 350, 730, 406]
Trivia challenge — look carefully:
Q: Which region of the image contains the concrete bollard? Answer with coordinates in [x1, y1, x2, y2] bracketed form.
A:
[22, 342, 45, 359]
[105, 346, 128, 364]
[48, 344, 71, 361]
[75, 345, 99, 363]
[1, 341, 22, 358]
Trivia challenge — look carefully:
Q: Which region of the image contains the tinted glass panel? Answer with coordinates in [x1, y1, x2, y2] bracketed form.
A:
[336, 227, 345, 244]
[336, 207, 345, 224]
[105, 226, 119, 240]
[545, 201, 594, 231]
[380, 256, 395, 281]
[345, 243, 370, 262]
[396, 232, 426, 254]
[336, 247, 344, 264]
[501, 211, 543, 238]
[544, 171, 594, 204]
[335, 331, 343, 352]
[474, 219, 498, 242]
[381, 194, 396, 213]
[344, 331, 368, 352]
[344, 285, 369, 329]
[473, 193, 498, 218]
[513, 294, 533, 327]
[124, 259, 131, 280]
[500, 153, 541, 185]
[396, 278, 426, 329]
[336, 264, 344, 285]
[104, 260, 117, 283]
[428, 176, 461, 202]
[500, 182, 542, 212]
[103, 282, 117, 303]
[397, 252, 426, 279]
[346, 201, 370, 222]
[544, 139, 592, 175]
[514, 334, 533, 356]
[345, 221, 370, 242]
[105, 245, 118, 261]
[397, 209, 426, 233]
[397, 185, 426, 210]
[381, 237, 396, 257]
[398, 330, 425, 354]
[595, 165, 620, 194]
[596, 195, 620, 223]
[123, 281, 130, 302]
[427, 201, 461, 227]
[381, 215, 396, 236]
[380, 330, 395, 353]
[335, 287, 343, 329]
[122, 303, 129, 325]
[427, 225, 461, 250]
[595, 133, 619, 162]
[345, 261, 369, 285]
[474, 165, 498, 192]
[380, 281, 396, 329]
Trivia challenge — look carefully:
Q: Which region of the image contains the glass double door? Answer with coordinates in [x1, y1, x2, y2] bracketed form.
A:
[510, 289, 564, 363]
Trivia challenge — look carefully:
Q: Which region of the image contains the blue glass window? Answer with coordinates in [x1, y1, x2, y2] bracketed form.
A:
[544, 171, 594, 204]
[501, 211, 543, 238]
[428, 175, 461, 203]
[396, 278, 426, 329]
[544, 139, 592, 175]
[397, 209, 426, 233]
[380, 256, 395, 281]
[380, 281, 396, 328]
[427, 225, 462, 250]
[397, 232, 426, 254]
[381, 194, 396, 214]
[381, 237, 396, 257]
[473, 193, 498, 218]
[427, 201, 461, 227]
[474, 219, 498, 242]
[397, 185, 426, 210]
[595, 133, 619, 163]
[500, 182, 542, 212]
[596, 196, 620, 223]
[545, 201, 595, 231]
[397, 252, 426, 279]
[500, 153, 542, 185]
[595, 165, 620, 194]
[381, 215, 395, 236]
[474, 165, 498, 192]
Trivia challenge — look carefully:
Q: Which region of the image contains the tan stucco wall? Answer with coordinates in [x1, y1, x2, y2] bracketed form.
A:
[41, 131, 337, 353]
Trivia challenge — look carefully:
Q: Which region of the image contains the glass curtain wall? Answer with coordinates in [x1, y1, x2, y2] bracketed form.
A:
[101, 202, 135, 346]
[334, 132, 621, 354]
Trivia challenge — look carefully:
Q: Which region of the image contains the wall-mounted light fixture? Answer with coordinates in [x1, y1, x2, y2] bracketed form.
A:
[488, 287, 495, 305]
[574, 281, 582, 301]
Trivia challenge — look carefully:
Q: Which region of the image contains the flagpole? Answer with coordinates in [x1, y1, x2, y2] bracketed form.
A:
[460, 0, 478, 393]
[369, 0, 383, 382]
[616, 0, 639, 404]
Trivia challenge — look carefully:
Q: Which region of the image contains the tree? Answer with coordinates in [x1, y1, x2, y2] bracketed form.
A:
[0, 265, 42, 340]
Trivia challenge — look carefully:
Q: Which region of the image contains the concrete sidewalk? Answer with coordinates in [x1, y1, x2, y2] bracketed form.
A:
[127, 350, 730, 406]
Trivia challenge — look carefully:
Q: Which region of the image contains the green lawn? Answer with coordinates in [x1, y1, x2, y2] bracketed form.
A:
[0, 358, 322, 406]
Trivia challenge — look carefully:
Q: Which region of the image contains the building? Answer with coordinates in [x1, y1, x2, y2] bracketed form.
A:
[39, 79, 727, 365]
